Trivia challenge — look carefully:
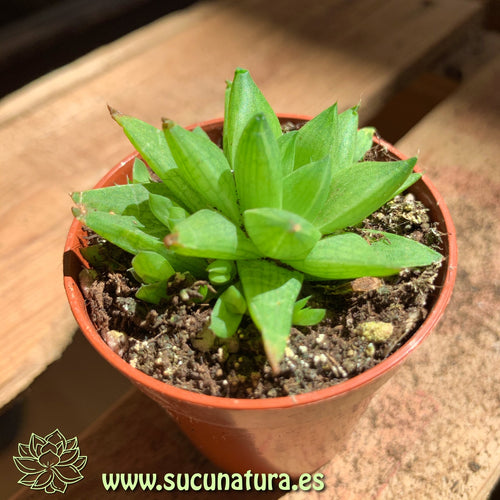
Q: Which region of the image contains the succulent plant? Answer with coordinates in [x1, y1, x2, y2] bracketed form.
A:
[72, 68, 442, 372]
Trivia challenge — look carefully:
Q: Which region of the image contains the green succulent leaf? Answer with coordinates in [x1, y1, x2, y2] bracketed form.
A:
[163, 121, 240, 223]
[148, 193, 188, 231]
[72, 183, 171, 225]
[293, 296, 310, 311]
[282, 156, 331, 222]
[132, 158, 152, 184]
[293, 104, 335, 169]
[234, 113, 282, 212]
[132, 251, 175, 284]
[109, 108, 203, 212]
[191, 125, 211, 140]
[332, 105, 360, 172]
[292, 296, 326, 326]
[210, 283, 246, 339]
[165, 209, 261, 260]
[287, 231, 442, 280]
[207, 259, 236, 285]
[72, 185, 206, 276]
[238, 260, 303, 372]
[244, 208, 321, 260]
[73, 208, 205, 276]
[278, 130, 298, 176]
[223, 79, 232, 152]
[195, 284, 211, 303]
[75, 209, 165, 253]
[390, 172, 422, 198]
[71, 182, 168, 215]
[314, 158, 417, 233]
[293, 104, 359, 174]
[79, 243, 124, 272]
[354, 126, 375, 162]
[223, 68, 282, 167]
[136, 282, 168, 304]
[109, 108, 174, 172]
[220, 283, 247, 315]
[293, 307, 326, 326]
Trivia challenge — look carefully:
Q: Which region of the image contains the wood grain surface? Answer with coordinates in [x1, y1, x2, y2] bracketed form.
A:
[3, 0, 499, 498]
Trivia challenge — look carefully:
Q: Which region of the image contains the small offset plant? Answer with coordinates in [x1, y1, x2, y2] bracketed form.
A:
[72, 68, 442, 372]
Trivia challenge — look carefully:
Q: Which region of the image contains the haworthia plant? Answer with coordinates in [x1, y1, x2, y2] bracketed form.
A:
[72, 67, 442, 372]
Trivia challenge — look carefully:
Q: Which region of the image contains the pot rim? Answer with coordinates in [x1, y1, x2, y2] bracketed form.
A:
[64, 114, 457, 411]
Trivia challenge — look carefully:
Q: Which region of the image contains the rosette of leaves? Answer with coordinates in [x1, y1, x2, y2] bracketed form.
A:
[72, 68, 442, 372]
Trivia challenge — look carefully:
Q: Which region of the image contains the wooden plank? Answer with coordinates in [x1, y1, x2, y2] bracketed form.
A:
[368, 72, 460, 143]
[385, 55, 500, 500]
[0, 1, 202, 99]
[282, 55, 500, 500]
[0, 0, 481, 126]
[0, 0, 481, 412]
[0, 2, 215, 126]
[369, 32, 500, 143]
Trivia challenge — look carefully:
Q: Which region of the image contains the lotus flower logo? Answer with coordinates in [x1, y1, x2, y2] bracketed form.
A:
[13, 429, 87, 494]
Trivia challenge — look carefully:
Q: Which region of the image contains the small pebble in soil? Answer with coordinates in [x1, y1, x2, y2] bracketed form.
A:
[357, 321, 394, 343]
[101, 329, 129, 357]
[365, 343, 376, 357]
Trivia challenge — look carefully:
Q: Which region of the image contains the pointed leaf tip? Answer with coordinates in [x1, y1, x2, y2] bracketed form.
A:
[238, 260, 303, 373]
[161, 118, 175, 130]
[224, 68, 282, 167]
[107, 104, 121, 119]
[164, 232, 179, 248]
[71, 207, 82, 219]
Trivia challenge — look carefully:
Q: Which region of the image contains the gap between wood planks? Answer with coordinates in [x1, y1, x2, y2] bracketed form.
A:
[370, 31, 500, 143]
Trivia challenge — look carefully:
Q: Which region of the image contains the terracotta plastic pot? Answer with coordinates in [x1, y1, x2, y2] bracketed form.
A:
[64, 115, 457, 477]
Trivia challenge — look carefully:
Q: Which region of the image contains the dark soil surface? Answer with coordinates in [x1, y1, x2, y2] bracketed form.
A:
[79, 140, 443, 399]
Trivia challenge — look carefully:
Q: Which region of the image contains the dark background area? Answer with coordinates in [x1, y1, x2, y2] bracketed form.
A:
[0, 0, 199, 99]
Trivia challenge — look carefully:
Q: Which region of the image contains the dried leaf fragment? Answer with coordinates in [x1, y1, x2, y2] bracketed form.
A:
[351, 277, 383, 292]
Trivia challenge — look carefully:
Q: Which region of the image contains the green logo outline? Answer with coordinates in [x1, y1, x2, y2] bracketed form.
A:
[13, 429, 87, 494]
